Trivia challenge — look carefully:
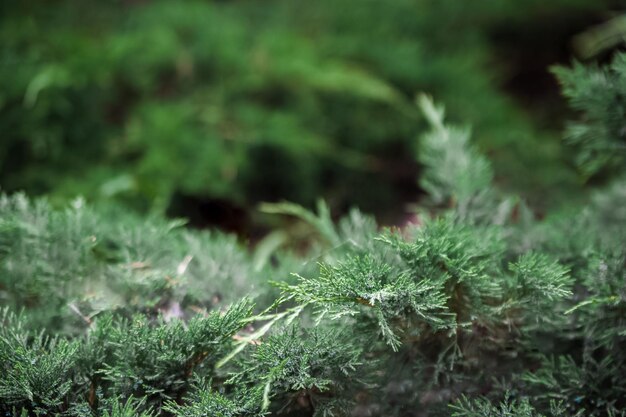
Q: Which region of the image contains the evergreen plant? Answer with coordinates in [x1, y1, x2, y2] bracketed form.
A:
[1, 52, 625, 417]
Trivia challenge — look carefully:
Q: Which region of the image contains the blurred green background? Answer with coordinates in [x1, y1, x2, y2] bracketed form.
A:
[0, 0, 620, 234]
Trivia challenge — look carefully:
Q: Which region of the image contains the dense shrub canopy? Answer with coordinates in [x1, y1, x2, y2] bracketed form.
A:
[0, 0, 611, 223]
[1, 2, 626, 416]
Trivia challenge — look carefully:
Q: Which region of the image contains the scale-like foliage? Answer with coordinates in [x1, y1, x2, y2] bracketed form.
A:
[0, 193, 271, 332]
[0, 300, 252, 416]
[451, 394, 567, 417]
[281, 255, 450, 350]
[70, 396, 155, 417]
[418, 95, 494, 209]
[229, 326, 363, 417]
[0, 309, 78, 415]
[164, 388, 254, 417]
[91, 300, 252, 411]
[1, 52, 626, 417]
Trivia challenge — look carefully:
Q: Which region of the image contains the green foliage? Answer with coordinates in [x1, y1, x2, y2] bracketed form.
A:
[451, 394, 566, 417]
[0, 309, 77, 415]
[0, 300, 252, 416]
[2, 50, 626, 417]
[417, 95, 494, 209]
[93, 300, 252, 409]
[230, 326, 363, 416]
[164, 387, 255, 417]
[0, 0, 605, 220]
[71, 397, 155, 417]
[0, 193, 275, 331]
[260, 200, 342, 248]
[507, 253, 571, 312]
[522, 354, 626, 416]
[554, 53, 626, 179]
[417, 94, 519, 225]
[282, 255, 451, 350]
[274, 212, 575, 407]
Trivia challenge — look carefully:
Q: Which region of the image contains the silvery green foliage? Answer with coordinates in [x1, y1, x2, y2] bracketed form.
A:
[70, 396, 155, 417]
[164, 387, 258, 417]
[0, 300, 252, 416]
[229, 326, 363, 417]
[418, 95, 494, 208]
[416, 94, 517, 225]
[0, 193, 268, 332]
[2, 55, 626, 416]
[0, 309, 77, 415]
[451, 394, 567, 417]
[91, 300, 252, 409]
